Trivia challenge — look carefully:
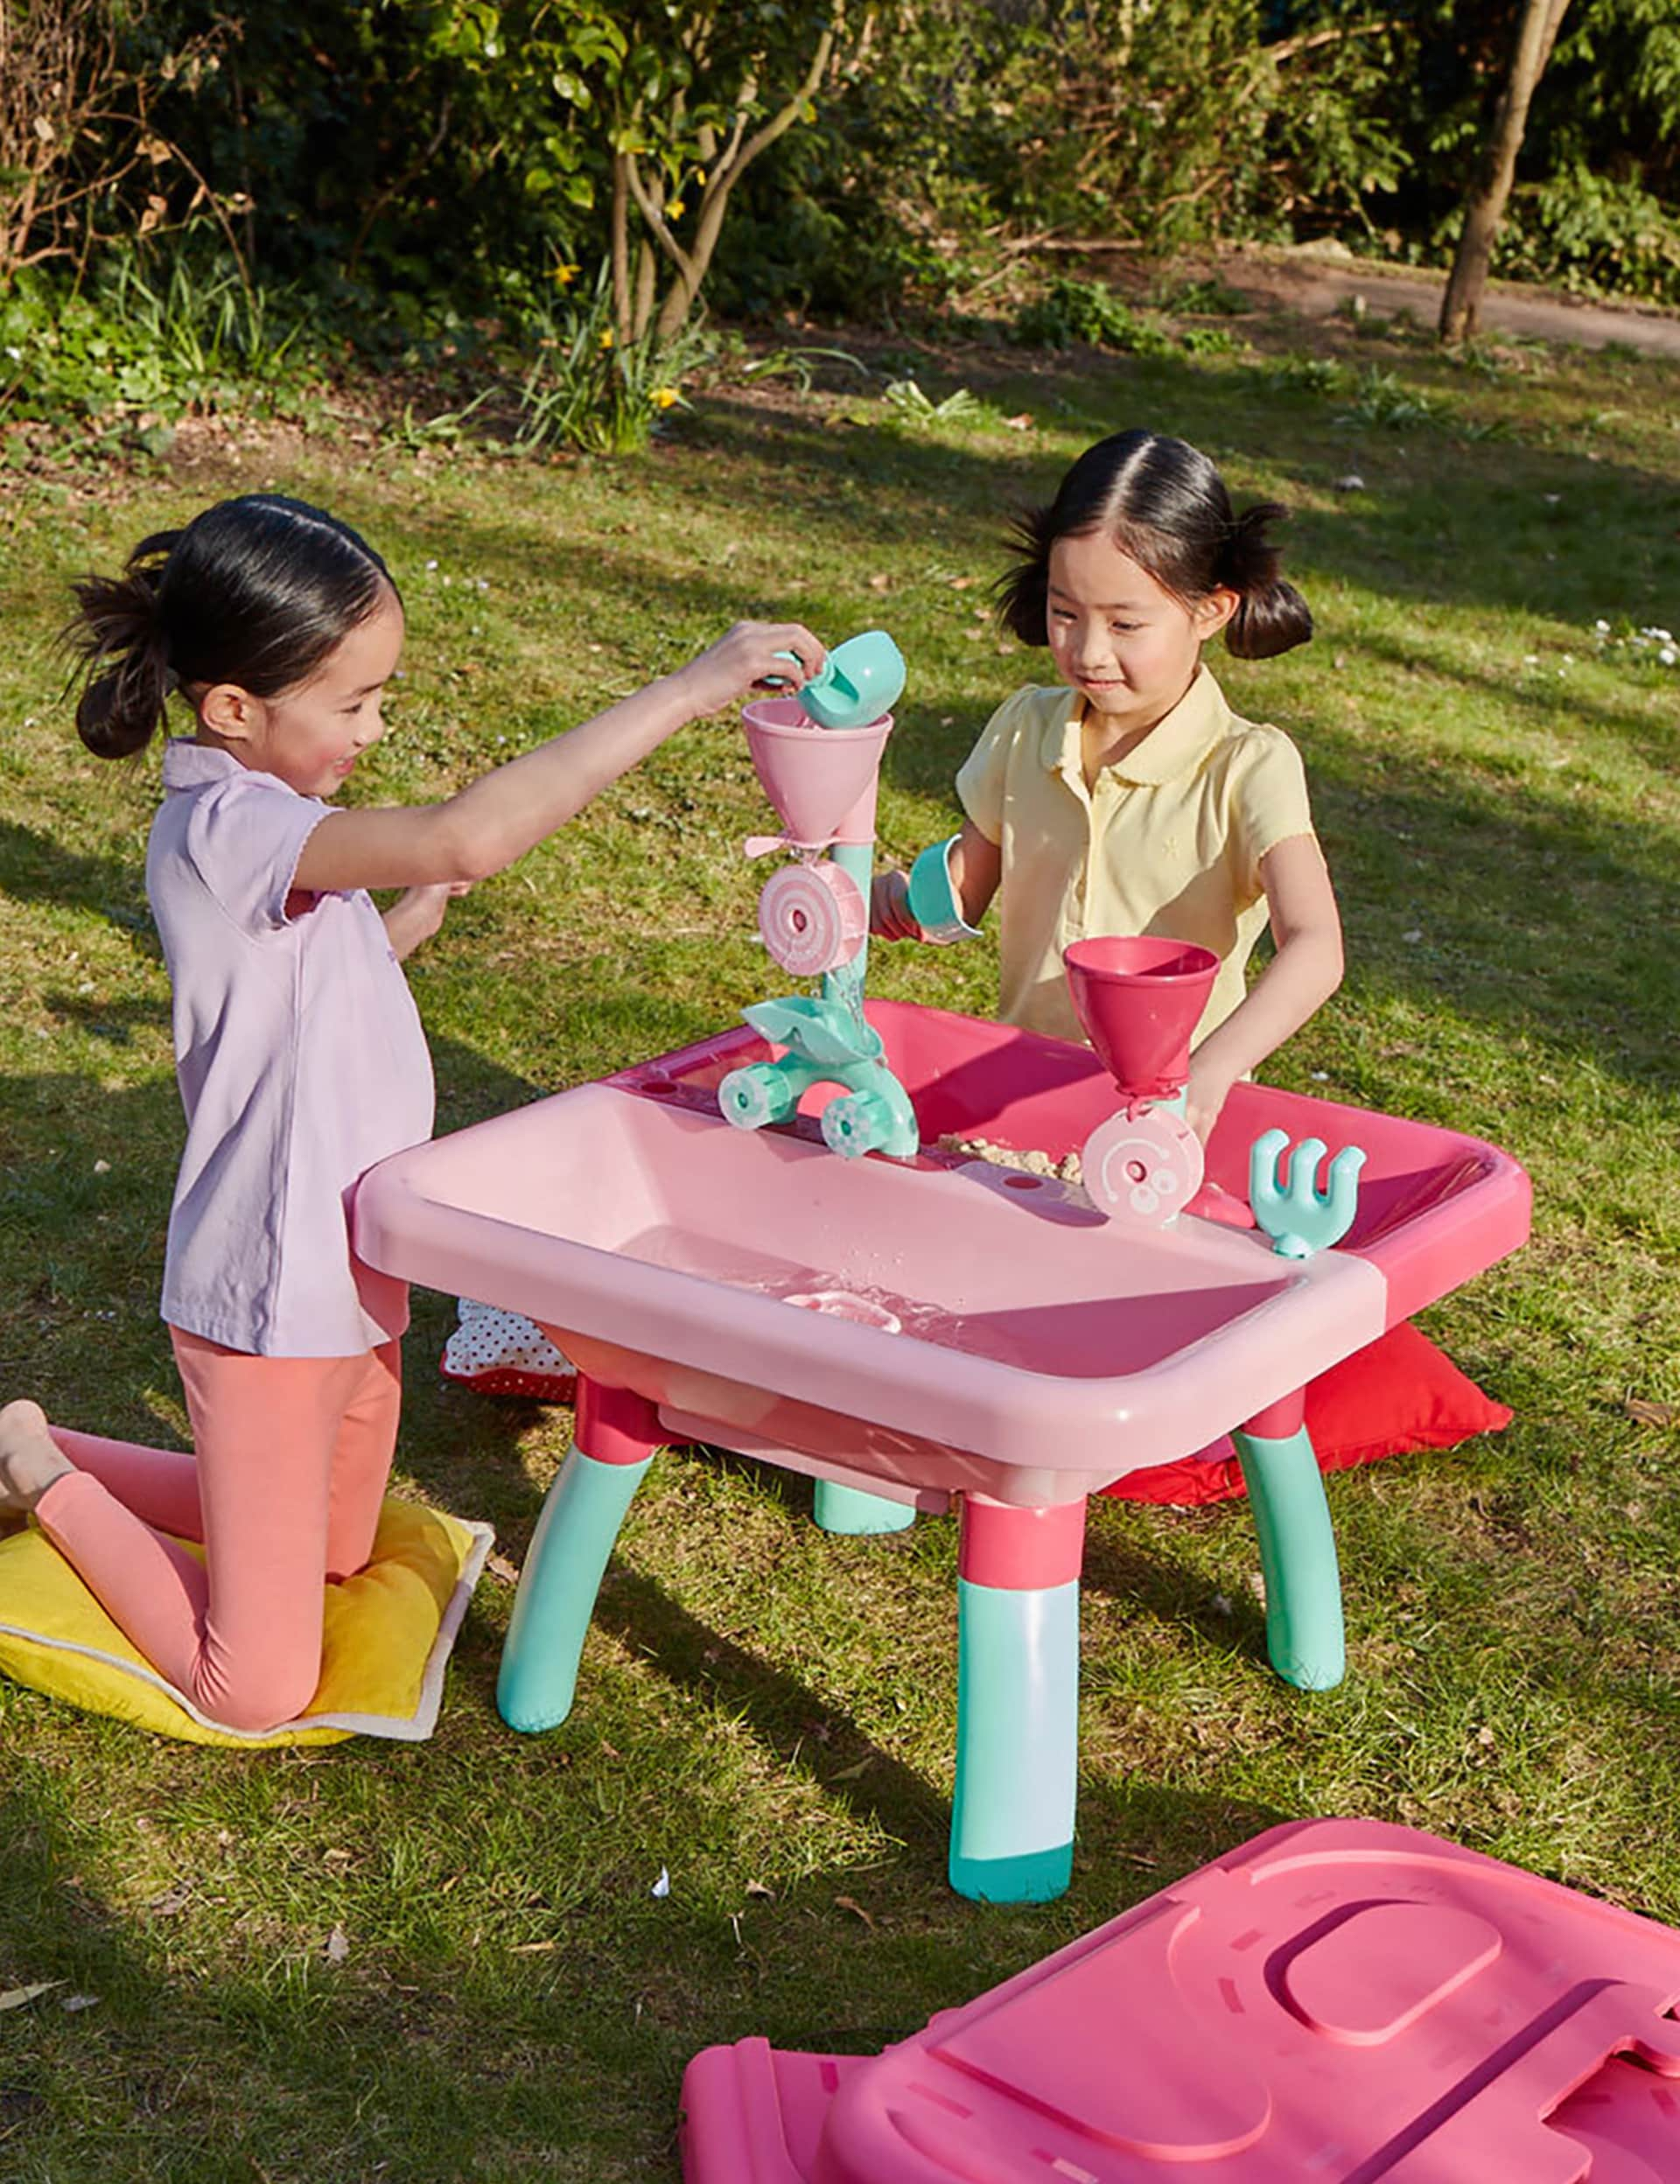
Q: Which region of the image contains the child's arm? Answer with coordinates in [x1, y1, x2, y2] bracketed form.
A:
[873, 820, 1001, 940]
[292, 621, 824, 896]
[1184, 834, 1343, 1143]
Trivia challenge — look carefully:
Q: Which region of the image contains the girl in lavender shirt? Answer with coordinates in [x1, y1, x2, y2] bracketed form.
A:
[0, 494, 822, 1732]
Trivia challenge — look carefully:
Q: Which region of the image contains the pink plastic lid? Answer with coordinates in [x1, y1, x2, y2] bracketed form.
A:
[810, 1818, 1680, 2180]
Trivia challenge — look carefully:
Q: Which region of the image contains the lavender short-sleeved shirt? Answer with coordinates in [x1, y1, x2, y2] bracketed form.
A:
[146, 741, 435, 1357]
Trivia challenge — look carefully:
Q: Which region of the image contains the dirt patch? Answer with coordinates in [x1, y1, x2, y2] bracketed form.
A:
[1077, 240, 1680, 360]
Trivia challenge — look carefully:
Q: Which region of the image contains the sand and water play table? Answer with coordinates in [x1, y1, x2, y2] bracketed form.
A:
[353, 998, 1529, 1902]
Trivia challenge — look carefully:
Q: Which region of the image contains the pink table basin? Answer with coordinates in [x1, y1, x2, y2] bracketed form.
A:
[681, 1817, 1680, 2181]
[354, 1001, 1530, 1902]
[356, 1001, 1526, 1508]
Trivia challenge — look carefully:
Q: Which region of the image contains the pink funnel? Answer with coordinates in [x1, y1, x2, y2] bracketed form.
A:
[744, 697, 892, 848]
[1064, 935, 1219, 1101]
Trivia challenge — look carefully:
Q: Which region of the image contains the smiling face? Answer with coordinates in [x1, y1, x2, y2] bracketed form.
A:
[194, 584, 405, 797]
[1046, 531, 1235, 735]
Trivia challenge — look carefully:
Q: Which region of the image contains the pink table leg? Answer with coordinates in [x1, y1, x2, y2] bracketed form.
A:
[1230, 1389, 1346, 1690]
[496, 1377, 662, 1732]
[949, 1495, 1087, 1903]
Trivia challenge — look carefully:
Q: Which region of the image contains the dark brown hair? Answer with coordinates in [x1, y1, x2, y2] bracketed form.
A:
[65, 494, 396, 759]
[997, 429, 1312, 659]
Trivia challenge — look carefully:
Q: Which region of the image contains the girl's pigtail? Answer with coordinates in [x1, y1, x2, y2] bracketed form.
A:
[994, 503, 1057, 647]
[66, 530, 179, 759]
[1220, 502, 1313, 660]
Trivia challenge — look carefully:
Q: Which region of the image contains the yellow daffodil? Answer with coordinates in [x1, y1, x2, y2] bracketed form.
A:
[550, 262, 578, 287]
[667, 200, 686, 220]
[652, 387, 681, 410]
[598, 328, 615, 350]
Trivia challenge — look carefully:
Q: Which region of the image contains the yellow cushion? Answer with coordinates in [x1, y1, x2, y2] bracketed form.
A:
[0, 1498, 493, 1746]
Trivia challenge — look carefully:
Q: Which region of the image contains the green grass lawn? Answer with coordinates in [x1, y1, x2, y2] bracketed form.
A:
[2, 304, 1678, 2179]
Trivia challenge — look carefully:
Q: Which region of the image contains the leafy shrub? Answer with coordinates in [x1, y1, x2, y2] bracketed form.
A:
[1264, 353, 1344, 395]
[878, 378, 998, 430]
[1338, 364, 1440, 430]
[1497, 164, 1680, 306]
[1177, 323, 1245, 356]
[1151, 274, 1252, 316]
[1010, 276, 1244, 359]
[0, 245, 321, 431]
[509, 265, 712, 456]
[1010, 277, 1179, 355]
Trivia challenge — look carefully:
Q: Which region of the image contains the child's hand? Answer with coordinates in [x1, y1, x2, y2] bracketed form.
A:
[383, 880, 472, 961]
[672, 621, 826, 719]
[871, 868, 923, 942]
[1184, 1051, 1236, 1145]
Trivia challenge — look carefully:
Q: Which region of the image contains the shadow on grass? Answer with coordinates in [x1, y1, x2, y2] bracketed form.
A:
[0, 816, 153, 939]
[361, 349, 1680, 679]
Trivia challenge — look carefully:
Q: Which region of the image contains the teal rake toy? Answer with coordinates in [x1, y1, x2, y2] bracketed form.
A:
[1250, 1128, 1366, 1259]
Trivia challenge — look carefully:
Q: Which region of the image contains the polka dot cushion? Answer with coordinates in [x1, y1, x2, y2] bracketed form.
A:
[440, 1300, 577, 1404]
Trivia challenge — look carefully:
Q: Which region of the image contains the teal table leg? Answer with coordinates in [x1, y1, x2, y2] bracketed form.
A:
[497, 1377, 661, 1733]
[948, 1498, 1086, 1903]
[813, 1479, 915, 1535]
[1232, 1401, 1345, 1691]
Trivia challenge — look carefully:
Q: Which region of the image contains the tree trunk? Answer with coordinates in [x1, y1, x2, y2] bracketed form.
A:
[632, 239, 656, 342]
[648, 21, 837, 342]
[610, 152, 633, 344]
[1438, 0, 1571, 342]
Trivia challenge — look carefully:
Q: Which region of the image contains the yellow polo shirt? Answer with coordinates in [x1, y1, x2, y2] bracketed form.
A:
[956, 668, 1316, 1047]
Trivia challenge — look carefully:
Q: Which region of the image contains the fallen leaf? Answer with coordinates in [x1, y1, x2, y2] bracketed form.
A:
[510, 1940, 556, 1955]
[1002, 412, 1033, 430]
[828, 1757, 873, 1782]
[650, 1867, 671, 1899]
[147, 1885, 192, 1916]
[324, 1924, 350, 1964]
[486, 1552, 521, 1585]
[1624, 1397, 1676, 1428]
[60, 1993, 100, 2013]
[834, 1895, 876, 1930]
[0, 1981, 64, 2013]
[868, 573, 890, 592]
[745, 1880, 775, 1900]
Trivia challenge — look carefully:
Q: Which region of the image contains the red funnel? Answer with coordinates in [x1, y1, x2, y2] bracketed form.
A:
[1064, 935, 1219, 1100]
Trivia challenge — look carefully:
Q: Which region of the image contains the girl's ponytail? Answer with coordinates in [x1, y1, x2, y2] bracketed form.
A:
[1218, 502, 1313, 661]
[66, 531, 179, 759]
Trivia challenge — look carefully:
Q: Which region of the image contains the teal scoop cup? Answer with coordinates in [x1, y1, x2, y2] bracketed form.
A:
[769, 629, 906, 730]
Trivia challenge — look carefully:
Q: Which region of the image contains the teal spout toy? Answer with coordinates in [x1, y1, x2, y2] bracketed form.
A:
[722, 998, 920, 1158]
[718, 676, 919, 1164]
[766, 628, 906, 731]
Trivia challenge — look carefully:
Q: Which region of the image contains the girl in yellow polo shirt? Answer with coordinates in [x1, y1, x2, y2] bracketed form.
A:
[873, 427, 1343, 1143]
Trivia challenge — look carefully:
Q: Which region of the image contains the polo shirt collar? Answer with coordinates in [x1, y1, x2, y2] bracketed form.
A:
[1040, 666, 1229, 788]
[160, 738, 298, 797]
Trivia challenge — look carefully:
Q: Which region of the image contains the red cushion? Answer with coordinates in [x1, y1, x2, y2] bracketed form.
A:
[1101, 1321, 1512, 1508]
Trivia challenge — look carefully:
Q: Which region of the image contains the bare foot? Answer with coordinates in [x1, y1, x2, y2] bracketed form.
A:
[0, 1401, 73, 1513]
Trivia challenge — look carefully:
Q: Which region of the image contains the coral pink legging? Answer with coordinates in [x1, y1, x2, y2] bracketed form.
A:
[34, 1328, 401, 1733]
